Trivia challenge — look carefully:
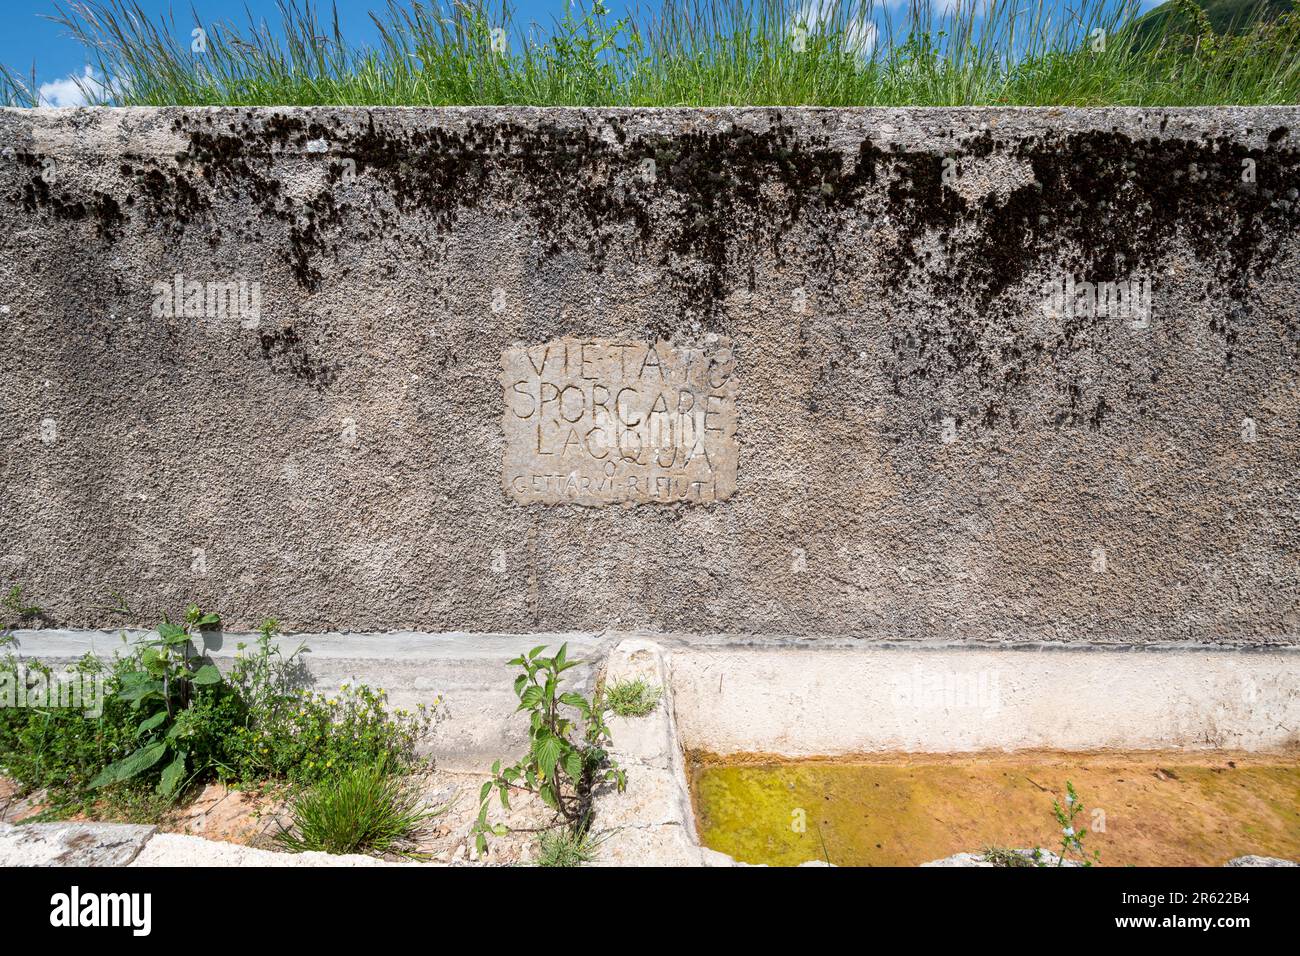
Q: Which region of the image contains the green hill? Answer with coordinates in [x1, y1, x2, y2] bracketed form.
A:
[1128, 0, 1295, 47]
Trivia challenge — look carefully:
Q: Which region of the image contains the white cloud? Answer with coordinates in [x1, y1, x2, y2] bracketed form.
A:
[38, 65, 112, 108]
[795, 1, 880, 55]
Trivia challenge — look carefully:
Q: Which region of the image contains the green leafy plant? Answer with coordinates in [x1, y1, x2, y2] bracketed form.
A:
[189, 616, 433, 787]
[1051, 780, 1101, 867]
[228, 617, 301, 710]
[276, 761, 437, 857]
[1, 605, 435, 818]
[977, 781, 1102, 867]
[605, 677, 662, 718]
[0, 653, 138, 812]
[88, 604, 224, 796]
[473, 643, 625, 854]
[222, 680, 433, 786]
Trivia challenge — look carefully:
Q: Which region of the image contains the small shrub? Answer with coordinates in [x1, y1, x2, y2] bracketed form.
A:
[981, 781, 1103, 867]
[605, 678, 661, 718]
[88, 604, 225, 797]
[535, 828, 600, 867]
[223, 682, 431, 787]
[0, 654, 140, 813]
[0, 608, 434, 815]
[206, 618, 433, 787]
[473, 643, 625, 853]
[1051, 780, 1101, 867]
[276, 762, 436, 857]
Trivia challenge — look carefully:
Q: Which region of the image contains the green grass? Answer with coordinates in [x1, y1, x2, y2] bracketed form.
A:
[275, 762, 438, 856]
[535, 826, 601, 866]
[605, 677, 663, 718]
[1, 0, 1297, 108]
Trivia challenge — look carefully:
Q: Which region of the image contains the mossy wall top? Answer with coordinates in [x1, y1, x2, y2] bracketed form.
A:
[1, 106, 1298, 643]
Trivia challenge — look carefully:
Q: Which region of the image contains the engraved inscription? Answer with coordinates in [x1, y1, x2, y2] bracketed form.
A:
[501, 338, 738, 506]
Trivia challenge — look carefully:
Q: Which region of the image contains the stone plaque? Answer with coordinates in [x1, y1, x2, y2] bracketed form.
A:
[501, 338, 737, 506]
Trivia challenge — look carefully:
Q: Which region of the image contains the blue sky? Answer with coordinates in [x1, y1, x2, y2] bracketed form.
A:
[4, 0, 1166, 105]
[9, 0, 566, 99]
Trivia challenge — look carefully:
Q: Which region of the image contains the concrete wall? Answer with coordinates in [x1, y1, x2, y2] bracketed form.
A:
[669, 644, 1300, 754]
[2, 106, 1298, 643]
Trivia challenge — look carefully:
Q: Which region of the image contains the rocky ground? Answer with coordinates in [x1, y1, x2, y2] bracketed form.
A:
[159, 770, 562, 865]
[0, 770, 562, 866]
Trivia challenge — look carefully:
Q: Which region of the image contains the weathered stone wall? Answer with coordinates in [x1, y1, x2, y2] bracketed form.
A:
[2, 106, 1298, 642]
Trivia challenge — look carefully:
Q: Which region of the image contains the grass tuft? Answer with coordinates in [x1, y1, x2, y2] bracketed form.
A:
[535, 826, 601, 866]
[1, 0, 1297, 108]
[605, 677, 663, 718]
[980, 845, 1040, 867]
[275, 762, 437, 857]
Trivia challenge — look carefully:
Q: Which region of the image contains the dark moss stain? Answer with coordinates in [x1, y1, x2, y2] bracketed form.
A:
[257, 325, 339, 389]
[168, 111, 888, 332]
[853, 128, 1299, 432]
[163, 112, 1298, 344]
[123, 162, 209, 236]
[11, 152, 128, 242]
[872, 130, 1299, 317]
[6, 110, 1299, 419]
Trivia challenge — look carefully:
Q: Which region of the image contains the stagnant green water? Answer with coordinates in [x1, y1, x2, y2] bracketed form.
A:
[691, 754, 1300, 866]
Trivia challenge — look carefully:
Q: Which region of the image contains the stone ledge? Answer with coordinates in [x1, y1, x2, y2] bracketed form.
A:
[593, 638, 741, 866]
[128, 833, 414, 867]
[0, 821, 431, 867]
[0, 821, 156, 867]
[1224, 855, 1298, 867]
